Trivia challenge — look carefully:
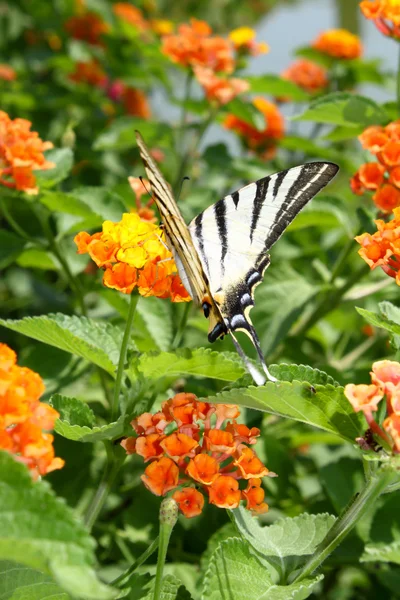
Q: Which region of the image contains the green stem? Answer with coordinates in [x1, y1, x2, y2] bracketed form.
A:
[154, 499, 178, 600]
[111, 536, 159, 587]
[111, 293, 138, 421]
[84, 442, 123, 531]
[291, 470, 394, 584]
[1, 198, 45, 246]
[329, 234, 360, 283]
[172, 302, 191, 349]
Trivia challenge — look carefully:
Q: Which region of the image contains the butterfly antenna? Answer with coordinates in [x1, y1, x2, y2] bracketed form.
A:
[177, 176, 190, 201]
[139, 176, 155, 201]
[229, 330, 266, 386]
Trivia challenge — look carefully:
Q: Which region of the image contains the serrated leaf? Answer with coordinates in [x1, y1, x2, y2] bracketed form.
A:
[50, 395, 127, 442]
[202, 538, 322, 600]
[379, 301, 400, 326]
[361, 541, 400, 565]
[36, 148, 74, 188]
[247, 75, 309, 101]
[268, 363, 339, 386]
[134, 348, 245, 382]
[0, 314, 126, 375]
[292, 92, 388, 127]
[0, 561, 70, 600]
[0, 230, 27, 269]
[0, 452, 116, 599]
[232, 507, 335, 580]
[204, 377, 362, 442]
[200, 522, 237, 575]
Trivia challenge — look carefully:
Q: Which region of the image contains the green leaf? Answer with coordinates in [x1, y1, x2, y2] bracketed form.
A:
[356, 307, 400, 337]
[379, 301, 400, 326]
[16, 248, 58, 270]
[204, 376, 362, 442]
[122, 573, 193, 600]
[232, 508, 335, 580]
[36, 148, 74, 188]
[322, 125, 364, 142]
[136, 296, 174, 351]
[0, 230, 27, 269]
[40, 191, 95, 218]
[247, 75, 310, 101]
[225, 98, 265, 131]
[0, 452, 116, 599]
[93, 117, 171, 151]
[268, 363, 339, 386]
[69, 187, 126, 222]
[295, 46, 335, 67]
[0, 561, 70, 599]
[134, 348, 245, 382]
[50, 394, 127, 442]
[0, 314, 126, 375]
[202, 538, 322, 600]
[279, 136, 354, 171]
[361, 541, 400, 565]
[292, 92, 388, 127]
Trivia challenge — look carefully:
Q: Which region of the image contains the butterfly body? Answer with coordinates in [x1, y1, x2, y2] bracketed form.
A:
[135, 131, 339, 384]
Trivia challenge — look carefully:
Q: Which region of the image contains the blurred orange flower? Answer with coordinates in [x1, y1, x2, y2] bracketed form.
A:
[281, 59, 328, 94]
[0, 64, 16, 81]
[69, 60, 108, 87]
[113, 3, 149, 31]
[312, 28, 363, 59]
[74, 212, 191, 302]
[351, 121, 400, 212]
[0, 343, 64, 479]
[123, 87, 151, 118]
[121, 393, 273, 517]
[224, 97, 284, 159]
[0, 111, 54, 195]
[65, 12, 109, 45]
[162, 18, 235, 73]
[229, 27, 269, 56]
[193, 65, 249, 105]
[360, 0, 400, 38]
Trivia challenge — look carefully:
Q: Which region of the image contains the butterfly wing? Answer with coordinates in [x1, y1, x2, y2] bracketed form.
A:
[189, 162, 339, 379]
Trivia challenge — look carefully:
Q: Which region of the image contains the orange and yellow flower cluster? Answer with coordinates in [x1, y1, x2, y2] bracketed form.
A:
[312, 28, 363, 59]
[121, 393, 275, 518]
[356, 207, 400, 284]
[281, 59, 328, 95]
[345, 360, 400, 452]
[360, 0, 400, 39]
[224, 97, 285, 160]
[0, 343, 64, 479]
[162, 19, 266, 105]
[351, 121, 400, 212]
[75, 212, 190, 301]
[0, 111, 54, 195]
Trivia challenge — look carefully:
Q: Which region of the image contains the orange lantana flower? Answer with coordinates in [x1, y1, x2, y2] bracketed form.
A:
[351, 120, 400, 212]
[69, 60, 108, 87]
[224, 97, 284, 160]
[123, 88, 151, 118]
[113, 3, 149, 31]
[65, 12, 109, 46]
[0, 111, 54, 195]
[162, 19, 235, 74]
[361, 0, 400, 38]
[0, 64, 16, 81]
[74, 212, 191, 302]
[193, 66, 249, 106]
[121, 393, 273, 517]
[312, 29, 363, 59]
[228, 27, 269, 56]
[281, 59, 328, 94]
[0, 343, 64, 479]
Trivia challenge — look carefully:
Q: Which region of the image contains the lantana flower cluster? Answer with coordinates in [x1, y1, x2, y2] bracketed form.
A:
[121, 393, 275, 518]
[355, 207, 400, 284]
[224, 97, 285, 160]
[360, 0, 400, 39]
[74, 212, 190, 301]
[345, 360, 400, 452]
[0, 111, 54, 195]
[161, 19, 267, 106]
[351, 121, 400, 212]
[0, 343, 64, 479]
[312, 28, 363, 59]
[281, 59, 328, 96]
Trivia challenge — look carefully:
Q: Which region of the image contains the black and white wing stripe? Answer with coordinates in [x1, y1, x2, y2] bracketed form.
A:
[189, 161, 338, 380]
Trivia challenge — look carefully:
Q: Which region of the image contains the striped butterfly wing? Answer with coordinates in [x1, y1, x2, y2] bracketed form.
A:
[189, 162, 339, 381]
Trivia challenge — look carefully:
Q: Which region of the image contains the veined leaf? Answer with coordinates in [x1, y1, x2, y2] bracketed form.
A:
[0, 561, 70, 600]
[356, 306, 400, 337]
[292, 92, 388, 127]
[36, 148, 74, 188]
[204, 377, 362, 442]
[247, 75, 309, 101]
[268, 363, 339, 386]
[50, 394, 127, 442]
[361, 541, 400, 565]
[136, 296, 174, 352]
[232, 507, 335, 580]
[0, 314, 127, 375]
[0, 452, 116, 599]
[133, 348, 245, 382]
[201, 537, 322, 600]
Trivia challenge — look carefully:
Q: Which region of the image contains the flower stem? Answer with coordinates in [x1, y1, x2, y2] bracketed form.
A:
[111, 536, 159, 587]
[84, 442, 124, 531]
[153, 498, 178, 600]
[111, 293, 138, 421]
[1, 197, 45, 246]
[291, 470, 394, 584]
[172, 301, 191, 349]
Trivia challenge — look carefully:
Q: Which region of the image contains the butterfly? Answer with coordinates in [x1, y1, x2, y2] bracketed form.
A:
[136, 131, 339, 385]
